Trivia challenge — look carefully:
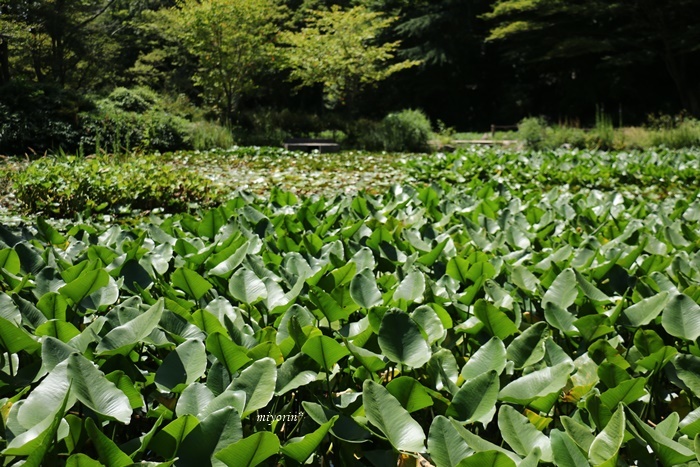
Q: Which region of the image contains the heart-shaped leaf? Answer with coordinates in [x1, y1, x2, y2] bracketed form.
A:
[498, 405, 552, 462]
[229, 269, 267, 305]
[362, 380, 426, 453]
[68, 353, 132, 424]
[350, 268, 383, 308]
[446, 370, 499, 425]
[59, 268, 110, 304]
[172, 267, 212, 301]
[215, 431, 280, 467]
[542, 268, 577, 310]
[499, 362, 574, 404]
[96, 299, 164, 354]
[428, 416, 473, 467]
[378, 311, 431, 369]
[662, 293, 700, 341]
[281, 416, 338, 463]
[461, 336, 507, 382]
[393, 270, 425, 303]
[386, 376, 434, 413]
[229, 357, 277, 417]
[589, 405, 625, 466]
[301, 335, 349, 370]
[155, 339, 208, 393]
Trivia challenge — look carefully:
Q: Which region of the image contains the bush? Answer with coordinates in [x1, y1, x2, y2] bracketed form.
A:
[79, 108, 195, 154]
[518, 117, 546, 149]
[190, 121, 235, 150]
[313, 129, 347, 145]
[234, 126, 290, 147]
[513, 110, 700, 151]
[345, 110, 432, 152]
[143, 111, 192, 152]
[347, 119, 385, 151]
[79, 109, 145, 154]
[381, 109, 432, 152]
[645, 111, 690, 130]
[14, 154, 218, 217]
[235, 108, 342, 146]
[105, 86, 159, 113]
[587, 107, 615, 150]
[0, 82, 248, 155]
[618, 127, 652, 149]
[545, 126, 587, 149]
[0, 81, 91, 155]
[650, 119, 700, 148]
[79, 87, 202, 154]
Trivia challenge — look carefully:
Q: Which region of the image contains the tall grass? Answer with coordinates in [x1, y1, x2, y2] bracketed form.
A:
[190, 121, 235, 150]
[649, 120, 700, 148]
[591, 106, 614, 150]
[517, 115, 700, 150]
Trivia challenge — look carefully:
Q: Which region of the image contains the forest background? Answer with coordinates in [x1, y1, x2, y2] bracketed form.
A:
[0, 0, 699, 155]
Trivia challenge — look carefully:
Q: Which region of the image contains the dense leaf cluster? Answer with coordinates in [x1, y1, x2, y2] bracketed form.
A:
[2, 148, 700, 464]
[408, 147, 700, 192]
[12, 146, 700, 220]
[13, 155, 217, 217]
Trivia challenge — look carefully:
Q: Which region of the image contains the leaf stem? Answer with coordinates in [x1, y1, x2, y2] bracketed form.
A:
[326, 370, 333, 407]
[286, 410, 305, 440]
[8, 353, 14, 378]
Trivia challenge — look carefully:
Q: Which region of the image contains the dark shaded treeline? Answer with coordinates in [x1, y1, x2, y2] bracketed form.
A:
[0, 0, 698, 132]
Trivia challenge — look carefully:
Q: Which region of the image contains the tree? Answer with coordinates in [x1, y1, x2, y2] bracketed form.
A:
[278, 5, 419, 110]
[102, 0, 180, 90]
[0, 0, 120, 88]
[364, 0, 481, 67]
[0, 3, 21, 85]
[360, 0, 496, 126]
[159, 0, 286, 124]
[484, 0, 700, 117]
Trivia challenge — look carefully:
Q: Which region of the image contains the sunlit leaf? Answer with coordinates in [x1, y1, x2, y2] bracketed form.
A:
[362, 380, 426, 453]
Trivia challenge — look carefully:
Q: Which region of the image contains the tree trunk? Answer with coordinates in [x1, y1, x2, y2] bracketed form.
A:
[30, 45, 45, 83]
[663, 50, 700, 117]
[641, 2, 700, 117]
[0, 38, 10, 84]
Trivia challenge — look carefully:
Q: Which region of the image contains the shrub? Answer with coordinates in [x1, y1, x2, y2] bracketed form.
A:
[0, 81, 91, 155]
[234, 125, 290, 147]
[160, 93, 207, 121]
[143, 111, 192, 152]
[105, 86, 159, 113]
[235, 108, 294, 146]
[79, 98, 195, 154]
[618, 127, 652, 149]
[14, 154, 217, 217]
[518, 117, 546, 149]
[650, 119, 700, 148]
[545, 126, 587, 149]
[645, 111, 690, 130]
[79, 108, 145, 154]
[313, 129, 347, 145]
[0, 83, 247, 155]
[235, 108, 346, 146]
[381, 109, 432, 152]
[190, 121, 235, 150]
[346, 119, 384, 151]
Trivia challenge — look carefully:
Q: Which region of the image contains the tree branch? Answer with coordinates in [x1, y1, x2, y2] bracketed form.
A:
[66, 0, 119, 39]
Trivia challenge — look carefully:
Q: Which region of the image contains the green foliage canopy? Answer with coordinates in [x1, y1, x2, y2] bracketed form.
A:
[159, 0, 286, 123]
[0, 0, 123, 87]
[483, 0, 700, 116]
[278, 5, 420, 110]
